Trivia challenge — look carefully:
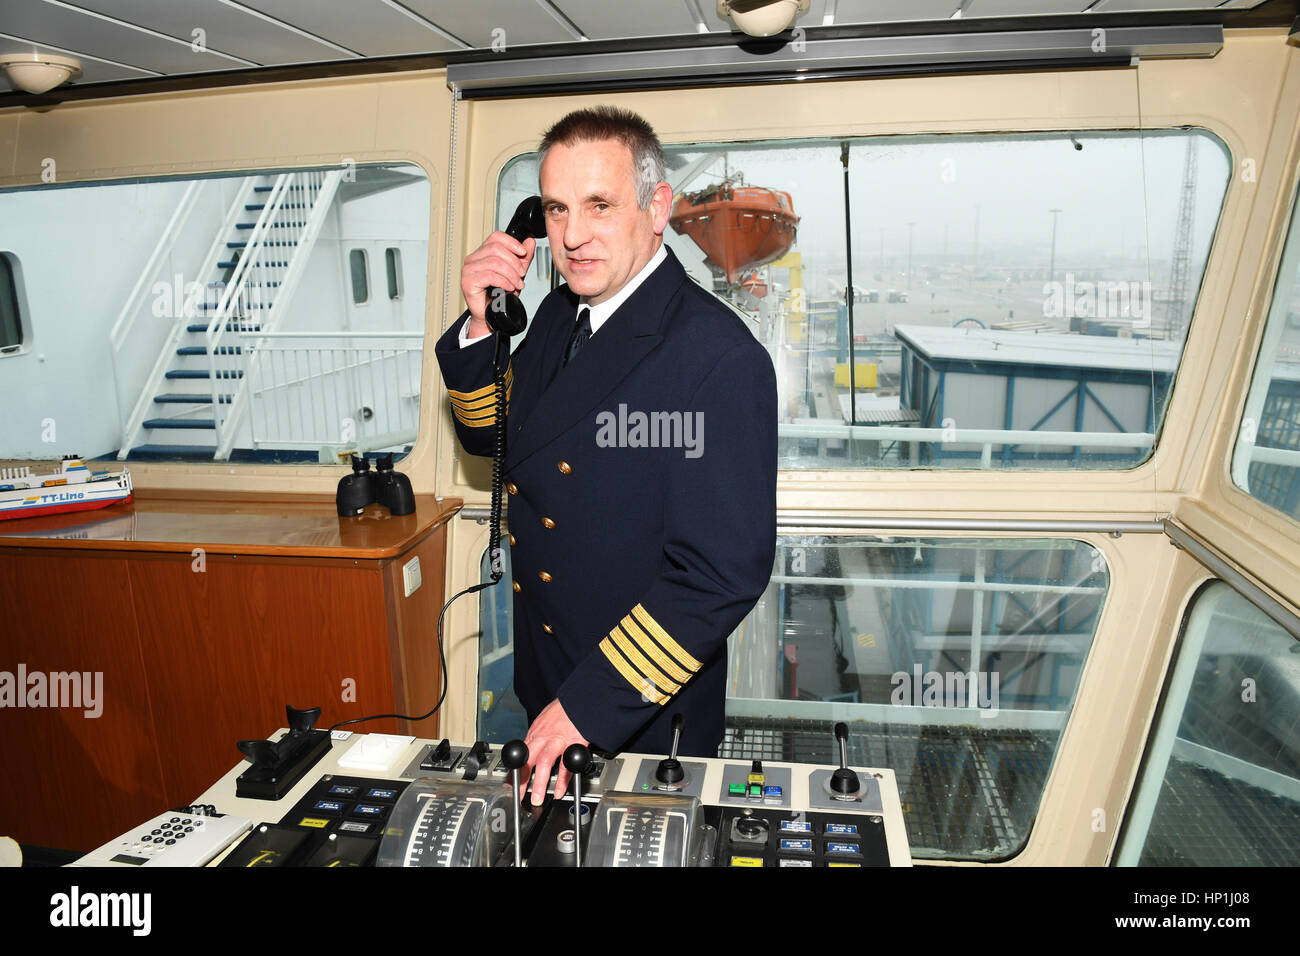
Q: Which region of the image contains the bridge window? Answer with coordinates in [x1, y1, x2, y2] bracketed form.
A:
[500, 127, 1229, 471]
[0, 163, 429, 465]
[1116, 583, 1299, 866]
[1231, 178, 1300, 519]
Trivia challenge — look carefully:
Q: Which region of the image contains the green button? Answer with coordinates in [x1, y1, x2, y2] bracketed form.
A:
[729, 783, 745, 795]
[748, 784, 762, 797]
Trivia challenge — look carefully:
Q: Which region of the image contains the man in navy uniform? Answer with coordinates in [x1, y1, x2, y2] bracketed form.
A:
[436, 107, 776, 804]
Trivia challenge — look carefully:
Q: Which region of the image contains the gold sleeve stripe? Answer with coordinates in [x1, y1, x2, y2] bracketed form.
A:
[599, 637, 666, 705]
[620, 615, 692, 684]
[453, 386, 512, 420]
[609, 626, 680, 696]
[447, 368, 512, 404]
[451, 382, 512, 427]
[632, 604, 702, 672]
[449, 375, 513, 411]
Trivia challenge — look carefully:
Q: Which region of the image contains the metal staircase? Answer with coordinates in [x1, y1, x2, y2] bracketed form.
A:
[117, 169, 342, 460]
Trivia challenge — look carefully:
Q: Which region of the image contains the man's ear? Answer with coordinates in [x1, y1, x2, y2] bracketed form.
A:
[650, 181, 674, 236]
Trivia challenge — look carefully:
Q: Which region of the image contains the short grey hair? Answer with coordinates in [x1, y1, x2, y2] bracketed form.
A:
[538, 106, 666, 209]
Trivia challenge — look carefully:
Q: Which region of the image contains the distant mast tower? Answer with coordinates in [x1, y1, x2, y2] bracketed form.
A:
[1166, 138, 1198, 339]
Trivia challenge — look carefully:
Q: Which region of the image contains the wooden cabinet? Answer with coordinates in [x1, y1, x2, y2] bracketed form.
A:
[0, 492, 459, 852]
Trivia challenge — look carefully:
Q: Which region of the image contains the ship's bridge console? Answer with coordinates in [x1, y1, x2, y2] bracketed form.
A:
[77, 717, 910, 868]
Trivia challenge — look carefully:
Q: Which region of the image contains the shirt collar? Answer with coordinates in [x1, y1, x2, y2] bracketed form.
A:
[579, 243, 668, 336]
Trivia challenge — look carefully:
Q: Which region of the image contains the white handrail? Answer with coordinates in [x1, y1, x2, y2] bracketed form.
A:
[109, 180, 202, 351]
[115, 176, 260, 459]
[778, 422, 1156, 447]
[214, 170, 344, 460]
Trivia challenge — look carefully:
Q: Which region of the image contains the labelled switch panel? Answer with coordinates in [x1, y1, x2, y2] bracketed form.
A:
[706, 806, 891, 868]
[718, 762, 792, 809]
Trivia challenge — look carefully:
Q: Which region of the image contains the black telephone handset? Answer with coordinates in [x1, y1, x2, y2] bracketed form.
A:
[486, 196, 547, 337]
[484, 196, 545, 581]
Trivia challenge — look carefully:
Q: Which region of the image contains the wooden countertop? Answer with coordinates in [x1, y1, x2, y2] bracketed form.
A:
[0, 491, 463, 558]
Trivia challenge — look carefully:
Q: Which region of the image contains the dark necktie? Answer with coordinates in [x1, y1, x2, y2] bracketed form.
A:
[563, 307, 592, 367]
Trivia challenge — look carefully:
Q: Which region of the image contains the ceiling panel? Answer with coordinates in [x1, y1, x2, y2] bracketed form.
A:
[241, 0, 466, 56]
[401, 0, 577, 49]
[65, 0, 358, 64]
[0, 0, 254, 74]
[1092, 0, 1238, 10]
[832, 0, 964, 23]
[0, 31, 157, 86]
[553, 0, 705, 40]
[965, 0, 1093, 15]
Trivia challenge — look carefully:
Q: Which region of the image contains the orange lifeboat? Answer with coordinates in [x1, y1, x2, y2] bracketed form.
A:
[669, 180, 799, 285]
[740, 271, 769, 298]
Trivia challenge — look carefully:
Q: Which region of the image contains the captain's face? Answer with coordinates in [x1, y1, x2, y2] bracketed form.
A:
[540, 138, 670, 306]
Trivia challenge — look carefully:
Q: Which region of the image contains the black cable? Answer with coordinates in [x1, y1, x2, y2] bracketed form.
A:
[330, 336, 510, 733]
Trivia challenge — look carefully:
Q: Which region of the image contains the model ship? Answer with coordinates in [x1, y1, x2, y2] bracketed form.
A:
[0, 457, 133, 521]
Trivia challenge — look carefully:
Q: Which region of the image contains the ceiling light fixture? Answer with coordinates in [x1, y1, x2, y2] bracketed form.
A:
[717, 0, 810, 38]
[0, 52, 82, 94]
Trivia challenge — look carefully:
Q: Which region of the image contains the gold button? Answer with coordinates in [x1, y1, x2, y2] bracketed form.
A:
[508, 533, 517, 546]
[506, 481, 518, 495]
[538, 571, 552, 583]
[512, 581, 521, 593]
[557, 461, 572, 475]
[542, 623, 554, 635]
[541, 517, 556, 530]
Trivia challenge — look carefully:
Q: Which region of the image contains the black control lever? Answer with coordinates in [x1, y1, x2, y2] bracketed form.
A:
[485, 196, 547, 337]
[563, 743, 591, 867]
[501, 739, 529, 868]
[654, 713, 686, 788]
[462, 740, 492, 781]
[829, 721, 861, 797]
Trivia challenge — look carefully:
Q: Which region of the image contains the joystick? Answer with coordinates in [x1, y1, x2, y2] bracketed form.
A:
[563, 743, 591, 867]
[501, 739, 529, 867]
[829, 721, 861, 798]
[654, 713, 687, 789]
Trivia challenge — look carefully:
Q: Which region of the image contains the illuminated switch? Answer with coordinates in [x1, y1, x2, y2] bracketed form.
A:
[825, 842, 861, 856]
[779, 820, 812, 834]
[764, 786, 783, 799]
[778, 859, 813, 867]
[728, 783, 746, 796]
[825, 823, 859, 837]
[778, 838, 813, 854]
[729, 856, 763, 867]
[747, 784, 763, 797]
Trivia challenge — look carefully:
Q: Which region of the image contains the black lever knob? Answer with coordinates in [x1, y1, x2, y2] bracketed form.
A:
[501, 739, 528, 772]
[502, 739, 528, 867]
[563, 743, 591, 778]
[830, 721, 860, 796]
